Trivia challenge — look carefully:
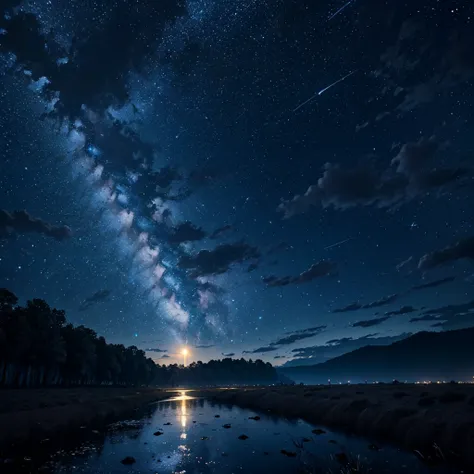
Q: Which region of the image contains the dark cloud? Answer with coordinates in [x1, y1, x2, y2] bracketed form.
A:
[1, 2, 188, 121]
[187, 166, 225, 188]
[363, 294, 399, 309]
[247, 262, 259, 273]
[288, 326, 327, 335]
[194, 344, 216, 349]
[134, 166, 187, 205]
[243, 346, 279, 354]
[379, 12, 474, 115]
[222, 352, 235, 357]
[195, 282, 225, 295]
[274, 355, 286, 359]
[278, 136, 469, 218]
[352, 316, 390, 328]
[418, 236, 474, 271]
[409, 314, 441, 323]
[160, 354, 171, 359]
[413, 299, 474, 331]
[78, 289, 111, 311]
[168, 221, 207, 244]
[244, 326, 326, 355]
[412, 276, 456, 291]
[179, 241, 260, 277]
[332, 302, 362, 313]
[263, 260, 336, 287]
[332, 294, 399, 313]
[272, 328, 326, 346]
[145, 348, 168, 353]
[284, 333, 412, 367]
[0, 209, 72, 241]
[385, 305, 417, 316]
[210, 225, 233, 239]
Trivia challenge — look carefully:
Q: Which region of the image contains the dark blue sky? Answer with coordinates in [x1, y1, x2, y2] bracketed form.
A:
[1, 0, 473, 366]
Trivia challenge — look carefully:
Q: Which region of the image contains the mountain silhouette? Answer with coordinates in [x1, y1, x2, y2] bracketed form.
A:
[279, 327, 474, 384]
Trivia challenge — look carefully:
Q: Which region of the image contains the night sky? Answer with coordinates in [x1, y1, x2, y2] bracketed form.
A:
[1, 0, 473, 366]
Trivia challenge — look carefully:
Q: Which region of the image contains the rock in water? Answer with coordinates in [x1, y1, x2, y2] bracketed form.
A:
[238, 434, 249, 440]
[153, 431, 164, 436]
[120, 456, 136, 465]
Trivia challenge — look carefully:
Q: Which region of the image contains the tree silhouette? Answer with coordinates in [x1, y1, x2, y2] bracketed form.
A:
[0, 289, 279, 388]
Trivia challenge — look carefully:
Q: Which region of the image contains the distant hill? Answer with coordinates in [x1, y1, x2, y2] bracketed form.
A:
[279, 327, 474, 384]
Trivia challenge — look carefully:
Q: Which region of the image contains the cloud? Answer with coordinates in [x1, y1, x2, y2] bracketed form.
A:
[385, 305, 416, 316]
[332, 302, 362, 313]
[168, 221, 207, 244]
[411, 276, 456, 291]
[247, 263, 259, 273]
[145, 348, 168, 353]
[418, 236, 474, 271]
[332, 293, 399, 313]
[78, 289, 111, 311]
[0, 209, 72, 241]
[409, 314, 440, 323]
[210, 225, 233, 239]
[378, 15, 474, 115]
[352, 316, 390, 328]
[194, 343, 216, 349]
[1, 2, 188, 121]
[274, 355, 286, 359]
[160, 354, 171, 359]
[278, 136, 469, 218]
[412, 299, 474, 330]
[284, 333, 412, 367]
[222, 352, 235, 357]
[243, 346, 279, 354]
[243, 326, 326, 354]
[179, 241, 260, 277]
[272, 326, 326, 346]
[263, 260, 336, 287]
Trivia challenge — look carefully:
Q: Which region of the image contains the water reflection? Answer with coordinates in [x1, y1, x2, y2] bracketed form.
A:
[40, 393, 458, 474]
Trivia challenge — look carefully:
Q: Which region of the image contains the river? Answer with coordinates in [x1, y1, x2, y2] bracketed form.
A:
[38, 391, 459, 474]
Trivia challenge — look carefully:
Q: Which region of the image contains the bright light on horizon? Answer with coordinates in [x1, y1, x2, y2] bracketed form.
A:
[182, 348, 188, 356]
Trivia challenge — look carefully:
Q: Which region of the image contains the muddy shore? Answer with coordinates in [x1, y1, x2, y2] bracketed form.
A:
[0, 387, 172, 456]
[204, 384, 474, 468]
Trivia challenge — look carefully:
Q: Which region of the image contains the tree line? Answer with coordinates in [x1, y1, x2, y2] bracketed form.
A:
[0, 289, 278, 388]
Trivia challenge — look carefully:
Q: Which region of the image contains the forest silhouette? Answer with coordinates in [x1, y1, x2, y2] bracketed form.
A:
[0, 289, 278, 388]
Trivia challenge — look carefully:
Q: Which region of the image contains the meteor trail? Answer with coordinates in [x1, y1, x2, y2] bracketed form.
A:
[292, 70, 358, 113]
[328, 0, 355, 21]
[324, 237, 354, 250]
[292, 92, 319, 113]
[318, 70, 357, 96]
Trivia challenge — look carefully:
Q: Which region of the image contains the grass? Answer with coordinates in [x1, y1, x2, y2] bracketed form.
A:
[205, 383, 474, 469]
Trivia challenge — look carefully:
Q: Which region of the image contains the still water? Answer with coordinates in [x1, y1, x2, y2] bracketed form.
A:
[43, 391, 458, 474]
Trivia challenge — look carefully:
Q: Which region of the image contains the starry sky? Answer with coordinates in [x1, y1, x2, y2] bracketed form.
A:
[1, 0, 473, 366]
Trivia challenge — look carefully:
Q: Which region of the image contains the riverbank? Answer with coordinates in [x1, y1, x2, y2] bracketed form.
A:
[205, 383, 474, 468]
[0, 387, 172, 456]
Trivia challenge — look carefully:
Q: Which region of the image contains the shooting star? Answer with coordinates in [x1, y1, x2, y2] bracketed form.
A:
[324, 237, 354, 250]
[318, 70, 358, 96]
[328, 0, 355, 21]
[292, 70, 358, 113]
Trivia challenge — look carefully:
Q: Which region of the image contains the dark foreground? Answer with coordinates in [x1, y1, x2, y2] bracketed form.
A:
[0, 387, 171, 455]
[206, 384, 474, 468]
[1, 391, 462, 474]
